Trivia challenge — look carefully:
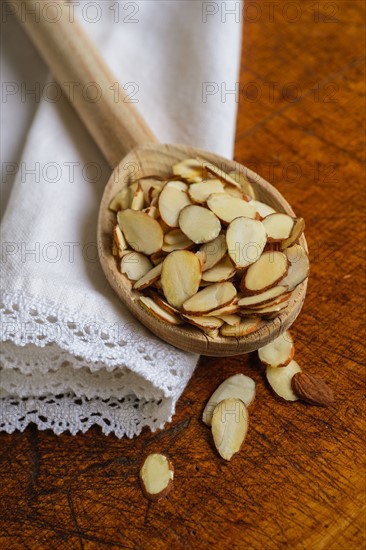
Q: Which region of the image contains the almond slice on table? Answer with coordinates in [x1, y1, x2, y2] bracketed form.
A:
[266, 359, 302, 401]
[201, 255, 236, 282]
[203, 374, 256, 426]
[139, 296, 182, 325]
[226, 218, 267, 268]
[280, 217, 305, 249]
[279, 244, 310, 291]
[109, 187, 131, 212]
[140, 453, 174, 501]
[258, 330, 294, 367]
[240, 251, 288, 294]
[207, 193, 257, 224]
[182, 315, 224, 331]
[238, 285, 288, 308]
[220, 317, 260, 337]
[182, 282, 237, 314]
[262, 213, 295, 242]
[211, 398, 249, 461]
[133, 263, 163, 290]
[228, 171, 256, 198]
[121, 252, 153, 281]
[161, 250, 201, 308]
[198, 234, 227, 271]
[291, 372, 334, 406]
[217, 314, 241, 326]
[179, 205, 221, 244]
[130, 183, 144, 211]
[203, 163, 241, 190]
[248, 200, 276, 218]
[117, 210, 163, 255]
[172, 158, 206, 183]
[188, 179, 225, 204]
[158, 183, 192, 228]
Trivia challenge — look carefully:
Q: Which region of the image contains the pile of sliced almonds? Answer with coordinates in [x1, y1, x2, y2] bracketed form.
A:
[110, 158, 309, 337]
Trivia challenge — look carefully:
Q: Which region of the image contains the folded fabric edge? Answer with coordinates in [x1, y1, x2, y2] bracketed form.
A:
[0, 390, 174, 438]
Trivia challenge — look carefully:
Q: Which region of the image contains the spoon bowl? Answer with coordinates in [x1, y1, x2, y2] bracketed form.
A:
[98, 143, 308, 356]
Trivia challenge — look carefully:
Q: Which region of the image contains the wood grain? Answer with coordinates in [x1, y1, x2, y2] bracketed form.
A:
[1, 1, 365, 548]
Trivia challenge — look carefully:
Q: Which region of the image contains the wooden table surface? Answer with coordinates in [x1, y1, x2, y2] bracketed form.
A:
[1, 1, 365, 548]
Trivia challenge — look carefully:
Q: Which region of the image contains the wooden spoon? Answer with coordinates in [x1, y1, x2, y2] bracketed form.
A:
[13, 0, 307, 356]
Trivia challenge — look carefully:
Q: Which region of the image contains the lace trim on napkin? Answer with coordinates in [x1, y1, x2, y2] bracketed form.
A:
[0, 290, 197, 437]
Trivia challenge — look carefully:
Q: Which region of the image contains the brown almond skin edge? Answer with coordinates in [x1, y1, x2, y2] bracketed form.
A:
[291, 372, 334, 407]
[139, 459, 174, 502]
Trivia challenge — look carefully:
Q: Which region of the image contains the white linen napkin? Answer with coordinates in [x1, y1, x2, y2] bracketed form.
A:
[0, 0, 242, 437]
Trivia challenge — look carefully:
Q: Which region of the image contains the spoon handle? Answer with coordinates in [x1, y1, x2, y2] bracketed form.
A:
[10, 0, 157, 168]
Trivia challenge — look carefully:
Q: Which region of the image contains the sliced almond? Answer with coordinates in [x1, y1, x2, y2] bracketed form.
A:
[179, 205, 221, 244]
[263, 213, 295, 242]
[121, 252, 153, 281]
[162, 241, 194, 253]
[203, 374, 256, 426]
[182, 315, 223, 331]
[248, 200, 276, 218]
[280, 217, 305, 249]
[238, 285, 288, 308]
[220, 317, 260, 337]
[217, 314, 241, 326]
[139, 178, 164, 204]
[258, 330, 294, 367]
[188, 179, 225, 204]
[150, 251, 165, 266]
[112, 240, 119, 257]
[109, 188, 131, 212]
[182, 282, 237, 314]
[198, 234, 227, 271]
[150, 292, 180, 316]
[201, 255, 236, 282]
[207, 193, 257, 224]
[266, 359, 302, 401]
[195, 249, 207, 267]
[158, 184, 192, 228]
[228, 171, 256, 198]
[166, 180, 188, 192]
[280, 244, 310, 291]
[226, 218, 267, 268]
[140, 453, 174, 501]
[133, 263, 163, 290]
[249, 292, 292, 310]
[203, 163, 241, 190]
[164, 228, 189, 245]
[172, 159, 206, 183]
[211, 398, 249, 461]
[142, 206, 159, 219]
[113, 224, 128, 257]
[130, 183, 144, 211]
[117, 210, 163, 255]
[241, 251, 288, 294]
[205, 303, 240, 317]
[223, 185, 247, 199]
[239, 303, 288, 317]
[161, 250, 201, 308]
[139, 295, 182, 325]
